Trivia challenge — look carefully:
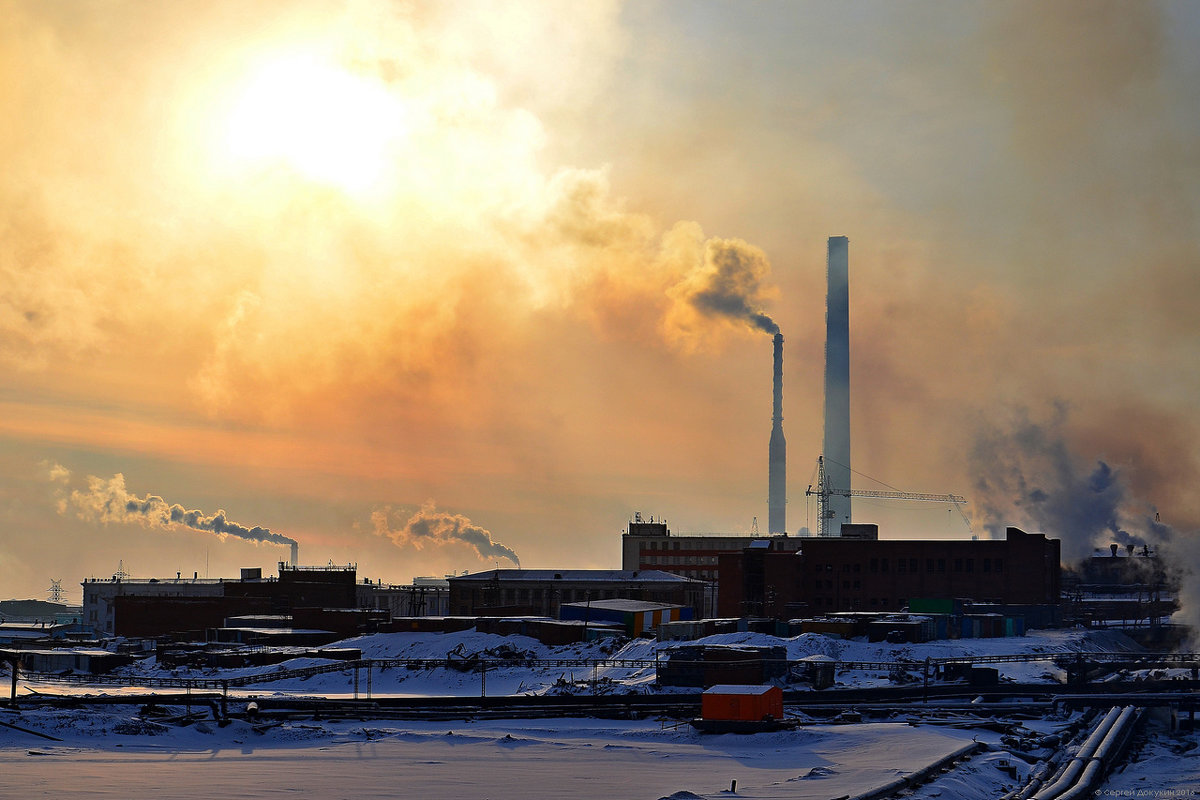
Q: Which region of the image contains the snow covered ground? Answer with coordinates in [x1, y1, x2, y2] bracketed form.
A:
[0, 709, 1002, 800]
[2, 626, 1193, 799]
[56, 625, 1151, 699]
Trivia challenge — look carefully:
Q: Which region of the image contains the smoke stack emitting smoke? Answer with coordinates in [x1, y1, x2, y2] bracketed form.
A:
[53, 468, 298, 554]
[768, 332, 786, 534]
[670, 237, 780, 337]
[373, 501, 520, 567]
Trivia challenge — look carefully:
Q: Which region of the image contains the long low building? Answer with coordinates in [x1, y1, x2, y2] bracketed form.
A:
[447, 569, 704, 619]
[717, 526, 1061, 618]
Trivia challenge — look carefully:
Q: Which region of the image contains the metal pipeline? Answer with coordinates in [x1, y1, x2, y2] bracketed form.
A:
[1054, 706, 1137, 800]
[1031, 706, 1137, 800]
[1030, 707, 1122, 800]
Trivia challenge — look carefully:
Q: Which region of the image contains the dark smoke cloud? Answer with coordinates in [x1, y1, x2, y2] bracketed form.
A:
[666, 236, 779, 338]
[969, 405, 1148, 562]
[969, 405, 1200, 641]
[372, 501, 520, 567]
[57, 469, 296, 547]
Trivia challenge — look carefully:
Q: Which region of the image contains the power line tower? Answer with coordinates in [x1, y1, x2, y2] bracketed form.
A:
[47, 579, 65, 604]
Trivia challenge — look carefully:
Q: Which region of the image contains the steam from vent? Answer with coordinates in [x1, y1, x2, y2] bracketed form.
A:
[372, 501, 520, 567]
[666, 236, 779, 339]
[968, 407, 1160, 561]
[55, 469, 297, 549]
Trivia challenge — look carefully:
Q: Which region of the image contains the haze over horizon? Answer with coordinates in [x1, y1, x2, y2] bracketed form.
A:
[2, 1, 1198, 604]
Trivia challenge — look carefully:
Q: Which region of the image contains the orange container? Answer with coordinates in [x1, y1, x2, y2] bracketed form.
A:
[700, 685, 784, 722]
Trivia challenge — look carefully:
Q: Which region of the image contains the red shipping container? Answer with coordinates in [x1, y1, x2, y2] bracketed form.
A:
[701, 685, 784, 722]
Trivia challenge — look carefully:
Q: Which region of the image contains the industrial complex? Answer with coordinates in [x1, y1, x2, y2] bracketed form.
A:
[14, 236, 1166, 653]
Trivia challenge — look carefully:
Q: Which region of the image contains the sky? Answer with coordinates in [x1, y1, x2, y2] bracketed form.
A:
[2, 1, 1198, 604]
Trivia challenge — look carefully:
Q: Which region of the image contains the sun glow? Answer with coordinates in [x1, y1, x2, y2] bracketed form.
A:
[220, 53, 406, 195]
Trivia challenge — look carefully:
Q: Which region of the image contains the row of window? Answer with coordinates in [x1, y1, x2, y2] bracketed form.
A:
[815, 557, 1004, 574]
[643, 554, 720, 566]
[809, 597, 900, 609]
[639, 539, 802, 552]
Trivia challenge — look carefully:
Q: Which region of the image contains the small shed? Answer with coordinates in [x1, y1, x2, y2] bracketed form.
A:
[701, 684, 783, 722]
[559, 599, 690, 637]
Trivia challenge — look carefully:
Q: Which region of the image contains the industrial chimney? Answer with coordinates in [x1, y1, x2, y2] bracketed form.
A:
[768, 332, 787, 534]
[823, 236, 851, 535]
[289, 542, 299, 568]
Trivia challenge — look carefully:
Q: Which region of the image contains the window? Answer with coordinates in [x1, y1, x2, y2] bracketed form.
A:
[983, 558, 991, 573]
[898, 559, 907, 573]
[853, 580, 861, 589]
[995, 559, 1004, 573]
[926, 558, 935, 572]
[966, 559, 974, 573]
[842, 580, 850, 589]
[937, 559, 946, 573]
[910, 559, 918, 573]
[673, 541, 680, 550]
[869, 558, 879, 573]
[881, 558, 889, 573]
[954, 558, 963, 572]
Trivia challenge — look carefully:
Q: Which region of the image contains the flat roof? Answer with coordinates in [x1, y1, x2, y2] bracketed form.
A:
[560, 599, 682, 613]
[452, 569, 700, 583]
[703, 685, 780, 695]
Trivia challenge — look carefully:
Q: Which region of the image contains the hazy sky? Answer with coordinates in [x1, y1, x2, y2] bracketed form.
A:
[2, 1, 1198, 602]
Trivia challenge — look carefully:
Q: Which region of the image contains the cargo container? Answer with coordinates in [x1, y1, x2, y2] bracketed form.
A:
[701, 684, 784, 722]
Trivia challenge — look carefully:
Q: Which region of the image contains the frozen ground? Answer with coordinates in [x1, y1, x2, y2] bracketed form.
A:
[48, 625, 1151, 699]
[2, 626, 1193, 798]
[0, 709, 1001, 800]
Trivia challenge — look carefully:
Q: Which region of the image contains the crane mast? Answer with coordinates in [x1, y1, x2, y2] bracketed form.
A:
[806, 456, 971, 537]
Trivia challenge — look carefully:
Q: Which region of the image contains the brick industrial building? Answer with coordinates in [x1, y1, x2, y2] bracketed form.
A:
[447, 569, 704, 618]
[716, 526, 1061, 618]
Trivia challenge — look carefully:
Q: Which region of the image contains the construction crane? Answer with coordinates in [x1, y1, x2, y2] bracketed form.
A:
[805, 456, 972, 537]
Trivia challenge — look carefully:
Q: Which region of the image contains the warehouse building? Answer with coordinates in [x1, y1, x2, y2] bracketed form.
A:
[717, 526, 1061, 618]
[447, 569, 704, 619]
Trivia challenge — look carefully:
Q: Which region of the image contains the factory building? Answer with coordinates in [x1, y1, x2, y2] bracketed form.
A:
[83, 563, 368, 637]
[447, 569, 704, 619]
[716, 526, 1061, 618]
[620, 516, 801, 616]
[82, 573, 225, 635]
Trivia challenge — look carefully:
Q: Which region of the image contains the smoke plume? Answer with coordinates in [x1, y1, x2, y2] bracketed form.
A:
[968, 406, 1155, 562]
[664, 236, 779, 342]
[57, 469, 296, 548]
[372, 501, 520, 567]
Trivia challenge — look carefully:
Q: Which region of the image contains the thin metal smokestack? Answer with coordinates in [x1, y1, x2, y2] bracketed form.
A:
[823, 236, 851, 535]
[289, 542, 298, 567]
[768, 332, 787, 534]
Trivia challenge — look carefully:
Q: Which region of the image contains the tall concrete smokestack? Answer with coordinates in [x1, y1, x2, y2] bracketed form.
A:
[289, 542, 298, 567]
[823, 236, 851, 535]
[768, 332, 787, 534]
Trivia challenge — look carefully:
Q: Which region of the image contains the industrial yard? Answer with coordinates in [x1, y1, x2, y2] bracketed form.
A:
[4, 625, 1200, 798]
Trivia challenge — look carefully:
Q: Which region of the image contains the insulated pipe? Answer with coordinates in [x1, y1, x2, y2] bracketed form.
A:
[1030, 707, 1122, 800]
[1053, 707, 1137, 800]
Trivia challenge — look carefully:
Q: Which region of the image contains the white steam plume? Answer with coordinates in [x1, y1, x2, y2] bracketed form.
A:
[372, 501, 520, 567]
[56, 469, 296, 548]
